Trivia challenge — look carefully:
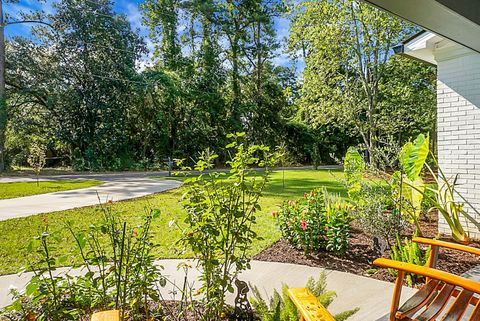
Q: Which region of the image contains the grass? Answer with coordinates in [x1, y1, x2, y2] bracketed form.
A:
[0, 180, 103, 199]
[0, 169, 345, 275]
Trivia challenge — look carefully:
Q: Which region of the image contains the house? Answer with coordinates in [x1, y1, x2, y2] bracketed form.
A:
[362, 0, 480, 238]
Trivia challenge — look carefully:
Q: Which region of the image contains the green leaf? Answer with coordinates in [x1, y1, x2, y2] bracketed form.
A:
[400, 134, 429, 180]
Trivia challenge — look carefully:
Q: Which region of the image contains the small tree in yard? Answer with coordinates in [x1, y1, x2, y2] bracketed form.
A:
[180, 132, 277, 320]
[28, 143, 46, 186]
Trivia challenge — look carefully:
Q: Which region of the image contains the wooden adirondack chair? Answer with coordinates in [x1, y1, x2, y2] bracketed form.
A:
[374, 237, 480, 321]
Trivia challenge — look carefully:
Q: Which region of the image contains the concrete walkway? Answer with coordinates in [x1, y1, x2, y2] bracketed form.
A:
[0, 175, 182, 221]
[0, 166, 341, 221]
[0, 259, 415, 321]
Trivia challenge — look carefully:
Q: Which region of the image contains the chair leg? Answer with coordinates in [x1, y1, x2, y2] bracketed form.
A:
[390, 271, 405, 321]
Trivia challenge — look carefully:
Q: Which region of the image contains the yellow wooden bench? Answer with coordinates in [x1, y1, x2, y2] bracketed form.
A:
[91, 310, 120, 321]
[287, 288, 336, 321]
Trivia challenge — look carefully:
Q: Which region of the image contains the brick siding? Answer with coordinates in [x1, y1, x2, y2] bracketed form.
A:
[436, 49, 480, 239]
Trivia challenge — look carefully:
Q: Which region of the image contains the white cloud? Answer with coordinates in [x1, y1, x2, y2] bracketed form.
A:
[124, 2, 143, 31]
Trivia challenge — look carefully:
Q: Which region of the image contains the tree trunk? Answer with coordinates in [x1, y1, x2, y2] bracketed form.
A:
[0, 0, 6, 171]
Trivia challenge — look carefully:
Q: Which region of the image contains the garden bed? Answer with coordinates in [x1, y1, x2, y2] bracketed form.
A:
[254, 211, 480, 285]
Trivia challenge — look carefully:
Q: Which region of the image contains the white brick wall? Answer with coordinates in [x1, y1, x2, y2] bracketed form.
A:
[436, 48, 480, 239]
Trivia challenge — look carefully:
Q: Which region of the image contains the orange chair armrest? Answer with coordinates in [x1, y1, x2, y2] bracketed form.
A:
[374, 258, 480, 294]
[413, 237, 480, 256]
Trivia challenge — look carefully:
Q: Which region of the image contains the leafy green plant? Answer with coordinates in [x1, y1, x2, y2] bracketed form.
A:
[250, 272, 359, 321]
[423, 169, 469, 244]
[325, 194, 351, 255]
[389, 236, 431, 286]
[354, 185, 406, 248]
[344, 147, 365, 202]
[1, 205, 165, 321]
[180, 132, 277, 320]
[275, 188, 351, 255]
[27, 143, 46, 186]
[397, 134, 470, 244]
[391, 134, 429, 236]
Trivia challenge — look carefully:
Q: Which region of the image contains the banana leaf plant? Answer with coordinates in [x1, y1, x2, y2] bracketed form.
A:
[391, 134, 429, 236]
[400, 134, 470, 244]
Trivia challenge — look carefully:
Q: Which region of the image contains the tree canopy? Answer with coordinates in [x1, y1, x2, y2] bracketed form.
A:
[3, 0, 436, 170]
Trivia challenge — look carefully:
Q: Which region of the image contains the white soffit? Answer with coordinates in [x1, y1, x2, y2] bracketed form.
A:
[402, 32, 444, 65]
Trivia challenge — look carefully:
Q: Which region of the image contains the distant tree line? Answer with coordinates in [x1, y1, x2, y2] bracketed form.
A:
[3, 0, 435, 171]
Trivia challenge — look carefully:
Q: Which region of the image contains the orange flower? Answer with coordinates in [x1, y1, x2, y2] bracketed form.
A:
[271, 210, 279, 218]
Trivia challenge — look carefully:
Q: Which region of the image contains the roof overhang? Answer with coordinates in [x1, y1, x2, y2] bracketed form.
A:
[362, 0, 480, 53]
[393, 31, 444, 65]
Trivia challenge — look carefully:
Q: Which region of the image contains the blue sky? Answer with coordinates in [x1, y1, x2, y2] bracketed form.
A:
[4, 0, 299, 70]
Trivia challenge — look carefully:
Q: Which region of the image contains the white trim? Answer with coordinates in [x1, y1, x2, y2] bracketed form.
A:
[401, 31, 476, 65]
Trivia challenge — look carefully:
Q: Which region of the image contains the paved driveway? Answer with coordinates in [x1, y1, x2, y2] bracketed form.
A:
[0, 174, 182, 221]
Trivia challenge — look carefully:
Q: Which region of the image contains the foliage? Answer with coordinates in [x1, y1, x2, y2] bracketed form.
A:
[250, 272, 359, 321]
[344, 147, 365, 201]
[343, 147, 409, 248]
[423, 166, 470, 244]
[391, 133, 471, 244]
[0, 205, 166, 321]
[4, 0, 349, 171]
[179, 133, 277, 320]
[391, 134, 430, 236]
[27, 143, 46, 186]
[389, 236, 431, 287]
[275, 188, 351, 255]
[354, 185, 406, 248]
[289, 0, 435, 165]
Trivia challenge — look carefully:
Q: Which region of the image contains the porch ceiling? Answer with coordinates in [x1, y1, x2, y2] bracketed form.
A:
[362, 0, 480, 53]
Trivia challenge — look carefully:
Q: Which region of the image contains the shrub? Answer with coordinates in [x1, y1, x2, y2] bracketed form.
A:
[1, 205, 166, 321]
[275, 188, 351, 255]
[27, 143, 46, 186]
[343, 148, 407, 248]
[250, 272, 359, 321]
[355, 185, 407, 248]
[179, 132, 277, 320]
[389, 236, 431, 286]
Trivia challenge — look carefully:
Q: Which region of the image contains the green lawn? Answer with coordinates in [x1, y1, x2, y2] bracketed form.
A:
[0, 169, 345, 275]
[0, 180, 103, 199]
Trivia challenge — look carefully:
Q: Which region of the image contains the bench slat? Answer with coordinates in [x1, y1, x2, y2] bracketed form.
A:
[91, 310, 120, 321]
[287, 288, 336, 321]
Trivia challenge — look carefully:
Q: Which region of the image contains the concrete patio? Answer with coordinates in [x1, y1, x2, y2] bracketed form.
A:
[0, 259, 416, 321]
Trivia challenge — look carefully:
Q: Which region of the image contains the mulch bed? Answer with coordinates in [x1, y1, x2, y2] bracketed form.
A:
[254, 211, 480, 285]
[83, 301, 249, 321]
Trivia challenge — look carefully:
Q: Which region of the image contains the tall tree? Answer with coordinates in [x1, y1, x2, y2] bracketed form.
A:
[289, 0, 431, 164]
[7, 0, 145, 169]
[142, 0, 183, 70]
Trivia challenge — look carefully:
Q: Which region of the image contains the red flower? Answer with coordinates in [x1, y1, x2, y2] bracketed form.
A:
[300, 219, 308, 231]
[271, 210, 279, 218]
